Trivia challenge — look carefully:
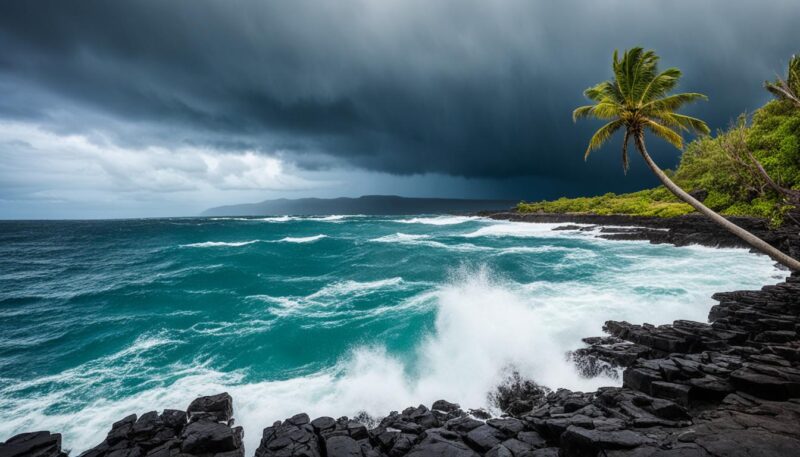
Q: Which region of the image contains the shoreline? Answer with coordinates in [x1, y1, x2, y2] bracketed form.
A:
[3, 213, 800, 457]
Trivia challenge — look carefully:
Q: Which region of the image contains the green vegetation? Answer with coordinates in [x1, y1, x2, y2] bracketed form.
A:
[518, 189, 692, 218]
[520, 99, 800, 226]
[536, 46, 800, 270]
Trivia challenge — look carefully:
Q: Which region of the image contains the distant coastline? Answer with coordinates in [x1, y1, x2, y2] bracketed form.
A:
[201, 195, 517, 217]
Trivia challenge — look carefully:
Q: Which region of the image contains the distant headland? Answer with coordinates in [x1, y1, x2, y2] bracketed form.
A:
[201, 195, 517, 217]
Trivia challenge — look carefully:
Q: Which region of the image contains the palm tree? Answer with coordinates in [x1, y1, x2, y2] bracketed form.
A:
[765, 54, 800, 109]
[574, 47, 800, 271]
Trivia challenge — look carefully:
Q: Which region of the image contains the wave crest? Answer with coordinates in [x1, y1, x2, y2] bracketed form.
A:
[277, 234, 327, 243]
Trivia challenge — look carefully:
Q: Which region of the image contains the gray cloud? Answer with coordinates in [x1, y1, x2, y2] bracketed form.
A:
[0, 0, 799, 213]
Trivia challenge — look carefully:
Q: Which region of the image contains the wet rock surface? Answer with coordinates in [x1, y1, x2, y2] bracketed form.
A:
[2, 392, 247, 457]
[4, 214, 800, 456]
[0, 432, 66, 457]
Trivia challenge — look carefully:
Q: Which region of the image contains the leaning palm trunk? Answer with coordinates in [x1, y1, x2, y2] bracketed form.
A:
[634, 134, 800, 270]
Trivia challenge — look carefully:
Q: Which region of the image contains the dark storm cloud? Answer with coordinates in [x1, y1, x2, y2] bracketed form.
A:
[1, 0, 799, 193]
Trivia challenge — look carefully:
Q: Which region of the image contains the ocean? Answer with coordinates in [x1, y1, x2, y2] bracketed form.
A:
[0, 215, 786, 452]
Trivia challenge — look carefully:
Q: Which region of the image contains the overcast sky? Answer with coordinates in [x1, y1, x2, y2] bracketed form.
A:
[1, 0, 799, 218]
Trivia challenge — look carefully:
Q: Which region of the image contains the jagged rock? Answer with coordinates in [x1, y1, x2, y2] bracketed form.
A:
[323, 435, 362, 457]
[560, 426, 655, 456]
[389, 433, 417, 457]
[444, 416, 483, 434]
[485, 444, 512, 457]
[310, 416, 336, 433]
[491, 371, 551, 416]
[187, 392, 234, 423]
[0, 432, 66, 457]
[463, 425, 506, 452]
[73, 393, 243, 457]
[516, 431, 547, 449]
[432, 400, 461, 413]
[485, 418, 524, 437]
[180, 420, 242, 454]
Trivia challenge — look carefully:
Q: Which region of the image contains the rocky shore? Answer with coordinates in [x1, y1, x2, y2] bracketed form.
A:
[3, 213, 799, 457]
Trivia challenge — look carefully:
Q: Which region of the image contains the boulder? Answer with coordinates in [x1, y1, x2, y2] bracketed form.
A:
[0, 432, 66, 457]
[180, 420, 242, 454]
[186, 392, 234, 423]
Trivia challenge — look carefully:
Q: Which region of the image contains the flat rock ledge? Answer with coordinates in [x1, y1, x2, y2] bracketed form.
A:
[4, 215, 800, 457]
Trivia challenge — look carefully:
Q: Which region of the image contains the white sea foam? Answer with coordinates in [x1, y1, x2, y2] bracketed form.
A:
[393, 216, 480, 225]
[254, 277, 422, 321]
[369, 233, 489, 252]
[462, 221, 580, 238]
[312, 277, 403, 297]
[371, 233, 431, 242]
[256, 216, 296, 222]
[180, 240, 262, 248]
[276, 234, 328, 243]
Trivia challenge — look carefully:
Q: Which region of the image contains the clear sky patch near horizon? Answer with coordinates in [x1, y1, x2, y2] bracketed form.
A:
[1, 0, 799, 218]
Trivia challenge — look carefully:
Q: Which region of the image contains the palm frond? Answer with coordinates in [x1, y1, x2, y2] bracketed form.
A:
[638, 68, 681, 104]
[665, 113, 710, 135]
[765, 54, 800, 107]
[572, 105, 594, 122]
[584, 81, 623, 104]
[644, 119, 683, 149]
[584, 120, 624, 160]
[643, 92, 707, 112]
[574, 47, 708, 169]
[573, 102, 621, 122]
[788, 54, 800, 94]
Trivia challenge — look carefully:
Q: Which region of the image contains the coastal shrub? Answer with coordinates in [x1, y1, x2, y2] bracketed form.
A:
[748, 101, 800, 191]
[517, 190, 692, 217]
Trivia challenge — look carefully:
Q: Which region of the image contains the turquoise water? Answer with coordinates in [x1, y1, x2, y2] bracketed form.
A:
[0, 215, 785, 452]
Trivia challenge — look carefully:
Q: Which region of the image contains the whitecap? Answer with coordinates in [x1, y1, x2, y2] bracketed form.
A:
[370, 233, 431, 243]
[370, 232, 491, 252]
[256, 216, 296, 222]
[180, 240, 261, 248]
[392, 216, 480, 225]
[312, 215, 346, 222]
[276, 234, 327, 243]
[461, 221, 579, 238]
[308, 277, 405, 299]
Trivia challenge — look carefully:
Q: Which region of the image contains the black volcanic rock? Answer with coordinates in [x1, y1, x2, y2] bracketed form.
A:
[0, 432, 66, 457]
[73, 393, 244, 457]
[187, 392, 234, 423]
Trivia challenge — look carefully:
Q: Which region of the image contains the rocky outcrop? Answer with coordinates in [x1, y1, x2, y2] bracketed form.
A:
[0, 432, 66, 457]
[254, 403, 551, 457]
[45, 392, 241, 457]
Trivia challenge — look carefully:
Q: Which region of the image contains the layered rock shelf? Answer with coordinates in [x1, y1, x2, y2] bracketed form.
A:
[3, 214, 800, 457]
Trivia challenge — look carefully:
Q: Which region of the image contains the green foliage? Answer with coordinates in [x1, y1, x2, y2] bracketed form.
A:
[517, 189, 693, 218]
[748, 101, 800, 191]
[765, 54, 800, 108]
[574, 47, 708, 171]
[521, 101, 800, 224]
